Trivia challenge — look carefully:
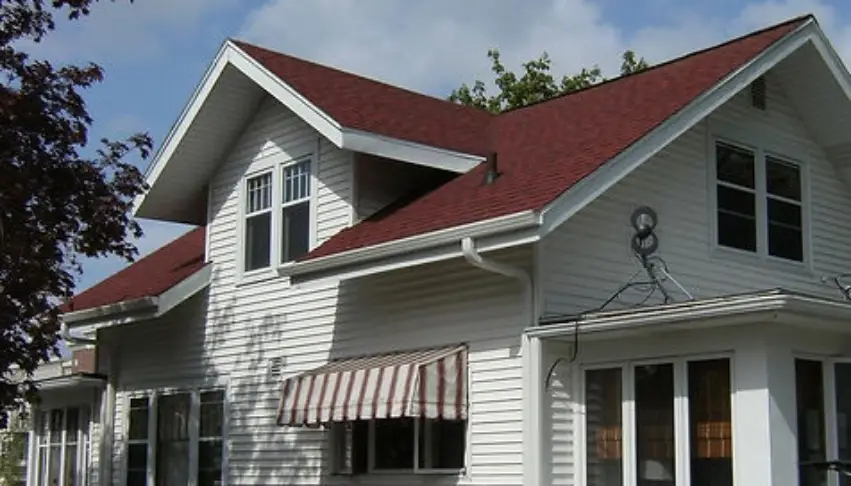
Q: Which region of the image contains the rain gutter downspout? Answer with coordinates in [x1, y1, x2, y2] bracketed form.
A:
[461, 236, 543, 486]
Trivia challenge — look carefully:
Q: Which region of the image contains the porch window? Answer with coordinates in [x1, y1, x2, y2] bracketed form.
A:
[713, 141, 804, 262]
[241, 156, 313, 274]
[32, 407, 91, 486]
[583, 358, 732, 486]
[331, 418, 466, 474]
[124, 388, 226, 486]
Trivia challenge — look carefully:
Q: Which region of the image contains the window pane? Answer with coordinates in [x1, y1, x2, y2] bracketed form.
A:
[635, 364, 675, 486]
[796, 359, 826, 486]
[65, 408, 79, 440]
[418, 419, 465, 470]
[245, 212, 271, 271]
[766, 157, 801, 201]
[836, 363, 851, 486]
[585, 368, 623, 486]
[64, 444, 78, 486]
[374, 418, 414, 470]
[198, 440, 223, 486]
[128, 399, 149, 441]
[127, 443, 147, 470]
[50, 410, 63, 437]
[688, 359, 732, 486]
[156, 393, 191, 486]
[768, 198, 803, 261]
[200, 393, 224, 439]
[716, 143, 755, 188]
[282, 202, 310, 263]
[246, 173, 272, 213]
[127, 471, 147, 486]
[283, 159, 311, 203]
[48, 445, 61, 486]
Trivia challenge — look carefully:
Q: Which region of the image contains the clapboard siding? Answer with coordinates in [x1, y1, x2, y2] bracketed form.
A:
[105, 95, 533, 486]
[541, 72, 851, 319]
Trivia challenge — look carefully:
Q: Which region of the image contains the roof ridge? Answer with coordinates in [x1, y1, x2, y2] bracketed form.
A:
[228, 39, 495, 118]
[498, 13, 814, 115]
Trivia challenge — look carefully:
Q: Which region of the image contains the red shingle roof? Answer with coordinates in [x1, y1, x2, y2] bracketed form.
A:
[258, 15, 805, 261]
[62, 227, 206, 313]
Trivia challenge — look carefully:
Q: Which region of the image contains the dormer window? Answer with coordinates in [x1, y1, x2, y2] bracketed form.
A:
[242, 156, 314, 274]
[713, 141, 805, 263]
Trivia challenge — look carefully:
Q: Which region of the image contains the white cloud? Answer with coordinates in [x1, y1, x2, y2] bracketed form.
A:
[23, 0, 238, 63]
[239, 0, 851, 98]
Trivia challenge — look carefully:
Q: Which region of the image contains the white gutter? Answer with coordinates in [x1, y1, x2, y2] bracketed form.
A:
[461, 236, 542, 486]
[281, 210, 540, 279]
[62, 296, 158, 324]
[60, 321, 97, 345]
[527, 290, 851, 339]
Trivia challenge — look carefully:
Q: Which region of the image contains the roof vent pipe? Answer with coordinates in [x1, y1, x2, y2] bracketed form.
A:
[485, 152, 500, 184]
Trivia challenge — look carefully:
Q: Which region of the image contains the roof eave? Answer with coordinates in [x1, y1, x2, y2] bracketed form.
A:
[527, 289, 851, 340]
[62, 263, 213, 327]
[281, 210, 541, 284]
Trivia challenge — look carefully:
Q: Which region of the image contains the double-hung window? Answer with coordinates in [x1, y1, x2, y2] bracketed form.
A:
[125, 389, 226, 486]
[714, 141, 805, 262]
[583, 357, 733, 486]
[242, 157, 312, 274]
[332, 418, 466, 475]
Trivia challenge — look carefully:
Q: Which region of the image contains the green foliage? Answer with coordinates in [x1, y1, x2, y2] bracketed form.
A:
[0, 0, 149, 423]
[0, 414, 28, 486]
[448, 48, 650, 113]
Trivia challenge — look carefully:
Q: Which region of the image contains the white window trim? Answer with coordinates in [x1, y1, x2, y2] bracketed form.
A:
[122, 385, 229, 486]
[707, 135, 812, 271]
[576, 353, 736, 486]
[31, 406, 91, 486]
[334, 417, 468, 476]
[237, 153, 317, 285]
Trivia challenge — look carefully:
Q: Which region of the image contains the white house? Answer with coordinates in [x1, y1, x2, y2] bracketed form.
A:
[38, 12, 851, 486]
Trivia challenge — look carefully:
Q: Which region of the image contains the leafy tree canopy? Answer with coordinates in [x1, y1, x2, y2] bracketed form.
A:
[449, 48, 650, 113]
[0, 0, 149, 424]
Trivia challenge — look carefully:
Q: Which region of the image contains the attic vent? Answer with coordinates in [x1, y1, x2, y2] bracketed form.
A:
[750, 76, 766, 110]
[267, 357, 285, 382]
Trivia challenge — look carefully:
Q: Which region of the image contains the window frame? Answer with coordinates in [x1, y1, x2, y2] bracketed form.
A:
[708, 136, 811, 268]
[237, 153, 317, 282]
[332, 417, 468, 476]
[30, 406, 91, 486]
[576, 353, 736, 486]
[122, 386, 229, 486]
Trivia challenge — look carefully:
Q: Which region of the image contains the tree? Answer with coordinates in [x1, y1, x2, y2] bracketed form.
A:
[448, 48, 650, 113]
[0, 0, 150, 423]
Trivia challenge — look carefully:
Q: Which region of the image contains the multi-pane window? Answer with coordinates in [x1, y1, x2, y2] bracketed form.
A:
[125, 389, 226, 486]
[281, 160, 310, 263]
[33, 407, 90, 486]
[583, 358, 733, 486]
[242, 157, 312, 273]
[333, 418, 466, 475]
[244, 172, 273, 271]
[714, 141, 804, 262]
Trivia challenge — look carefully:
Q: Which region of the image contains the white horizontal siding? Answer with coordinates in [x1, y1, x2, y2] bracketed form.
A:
[106, 95, 533, 486]
[541, 71, 851, 319]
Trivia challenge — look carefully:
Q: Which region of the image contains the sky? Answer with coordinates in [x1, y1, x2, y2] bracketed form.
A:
[29, 0, 851, 292]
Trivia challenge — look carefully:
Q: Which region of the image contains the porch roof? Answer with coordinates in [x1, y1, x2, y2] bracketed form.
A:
[529, 289, 851, 339]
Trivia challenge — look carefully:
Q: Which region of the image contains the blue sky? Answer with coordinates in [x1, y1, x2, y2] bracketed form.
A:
[32, 0, 851, 292]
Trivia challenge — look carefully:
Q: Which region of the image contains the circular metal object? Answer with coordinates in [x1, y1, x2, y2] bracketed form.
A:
[630, 205, 658, 233]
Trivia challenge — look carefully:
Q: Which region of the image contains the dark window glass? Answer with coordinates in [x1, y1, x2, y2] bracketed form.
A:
[281, 202, 310, 263]
[374, 418, 414, 470]
[586, 368, 623, 486]
[717, 186, 757, 252]
[245, 212, 271, 271]
[156, 393, 191, 486]
[836, 363, 851, 486]
[128, 398, 149, 441]
[768, 199, 803, 261]
[635, 364, 676, 486]
[199, 390, 225, 486]
[796, 359, 826, 486]
[689, 359, 733, 486]
[198, 440, 223, 486]
[716, 143, 755, 188]
[418, 419, 466, 470]
[766, 157, 801, 200]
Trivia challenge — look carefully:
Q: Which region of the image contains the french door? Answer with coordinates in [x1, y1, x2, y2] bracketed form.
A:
[32, 407, 91, 486]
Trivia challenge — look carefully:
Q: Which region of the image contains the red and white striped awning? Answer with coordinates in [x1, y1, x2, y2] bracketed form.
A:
[277, 344, 467, 426]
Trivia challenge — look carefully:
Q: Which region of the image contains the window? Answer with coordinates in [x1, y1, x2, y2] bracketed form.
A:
[583, 358, 733, 486]
[714, 141, 804, 262]
[332, 418, 466, 475]
[32, 407, 90, 486]
[242, 157, 313, 273]
[125, 389, 226, 486]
